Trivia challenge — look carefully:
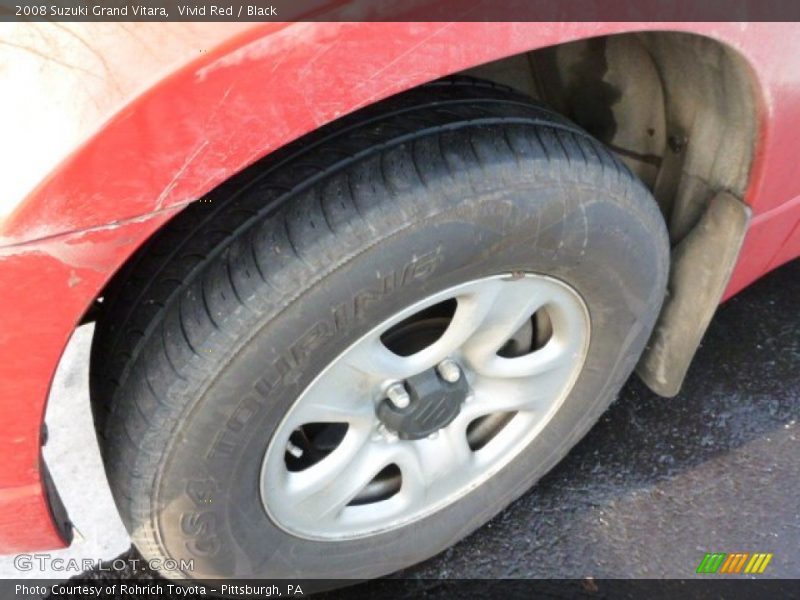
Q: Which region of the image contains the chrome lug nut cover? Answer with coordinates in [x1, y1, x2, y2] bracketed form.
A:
[385, 382, 411, 409]
[436, 358, 461, 383]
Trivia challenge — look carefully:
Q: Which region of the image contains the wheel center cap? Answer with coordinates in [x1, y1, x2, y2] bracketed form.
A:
[376, 368, 469, 440]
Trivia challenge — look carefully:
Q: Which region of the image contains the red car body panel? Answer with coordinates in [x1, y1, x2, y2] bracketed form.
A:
[1, 21, 799, 553]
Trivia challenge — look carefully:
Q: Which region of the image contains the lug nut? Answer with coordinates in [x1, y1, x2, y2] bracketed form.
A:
[386, 382, 411, 409]
[437, 358, 461, 383]
[375, 423, 398, 442]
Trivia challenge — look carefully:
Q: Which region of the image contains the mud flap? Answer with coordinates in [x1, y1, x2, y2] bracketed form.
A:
[637, 192, 751, 397]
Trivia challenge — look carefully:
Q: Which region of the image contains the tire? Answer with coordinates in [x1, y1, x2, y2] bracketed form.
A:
[91, 77, 669, 581]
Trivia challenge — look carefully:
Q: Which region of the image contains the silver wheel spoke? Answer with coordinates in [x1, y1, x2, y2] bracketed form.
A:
[391, 445, 428, 507]
[284, 426, 372, 497]
[458, 362, 570, 421]
[459, 279, 548, 374]
[284, 362, 374, 430]
[473, 336, 568, 380]
[342, 334, 417, 380]
[342, 281, 506, 380]
[288, 436, 391, 521]
[411, 428, 473, 486]
[418, 283, 504, 364]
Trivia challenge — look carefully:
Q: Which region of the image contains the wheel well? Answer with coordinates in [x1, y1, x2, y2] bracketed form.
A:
[462, 31, 756, 244]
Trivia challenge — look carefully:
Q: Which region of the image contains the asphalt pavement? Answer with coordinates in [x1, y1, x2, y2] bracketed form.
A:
[4, 259, 798, 592]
